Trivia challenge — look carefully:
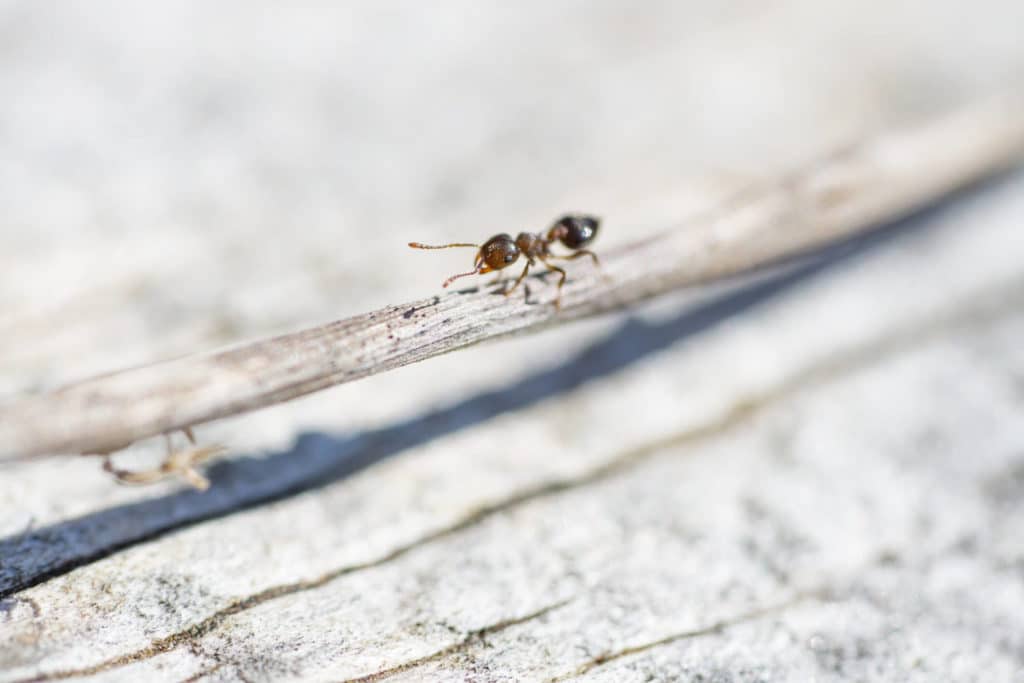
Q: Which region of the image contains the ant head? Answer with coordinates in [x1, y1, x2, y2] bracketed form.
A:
[479, 233, 520, 272]
[550, 215, 600, 249]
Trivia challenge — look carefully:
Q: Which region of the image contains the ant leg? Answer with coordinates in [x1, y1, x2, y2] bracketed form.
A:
[547, 249, 610, 284]
[574, 249, 600, 268]
[539, 257, 568, 310]
[504, 261, 532, 297]
[546, 249, 600, 267]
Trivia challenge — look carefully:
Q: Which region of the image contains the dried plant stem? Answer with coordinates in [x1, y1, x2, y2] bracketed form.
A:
[2, 92, 1023, 461]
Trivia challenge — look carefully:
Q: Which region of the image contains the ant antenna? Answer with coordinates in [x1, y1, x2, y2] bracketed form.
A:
[409, 241, 484, 287]
[408, 242, 478, 250]
[442, 268, 481, 287]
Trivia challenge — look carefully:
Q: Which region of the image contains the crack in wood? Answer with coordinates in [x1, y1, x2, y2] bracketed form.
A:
[13, 279, 1024, 683]
[338, 598, 575, 683]
[177, 661, 225, 683]
[3, 179, 1019, 602]
[0, 238, 883, 600]
[175, 640, 241, 683]
[546, 593, 820, 682]
[545, 555, 896, 681]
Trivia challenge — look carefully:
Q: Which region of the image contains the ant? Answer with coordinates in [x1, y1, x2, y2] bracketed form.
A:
[409, 214, 601, 309]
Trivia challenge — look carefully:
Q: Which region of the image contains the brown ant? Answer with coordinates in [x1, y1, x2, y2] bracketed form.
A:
[409, 214, 601, 309]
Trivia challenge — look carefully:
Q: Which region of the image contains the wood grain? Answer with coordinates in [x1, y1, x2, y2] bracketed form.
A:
[1, 92, 1023, 461]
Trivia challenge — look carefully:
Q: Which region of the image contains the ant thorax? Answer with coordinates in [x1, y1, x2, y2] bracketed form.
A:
[515, 232, 547, 261]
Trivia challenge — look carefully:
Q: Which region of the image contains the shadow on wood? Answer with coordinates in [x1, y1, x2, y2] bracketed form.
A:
[0, 169, 1017, 599]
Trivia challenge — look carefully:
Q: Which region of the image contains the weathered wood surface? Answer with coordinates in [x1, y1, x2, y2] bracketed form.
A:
[3, 92, 1021, 462]
[2, 2, 1024, 682]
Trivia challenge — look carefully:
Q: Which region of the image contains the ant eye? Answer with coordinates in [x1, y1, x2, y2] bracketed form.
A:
[557, 215, 600, 249]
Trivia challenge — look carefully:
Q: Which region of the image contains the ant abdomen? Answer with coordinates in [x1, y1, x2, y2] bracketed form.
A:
[549, 214, 600, 249]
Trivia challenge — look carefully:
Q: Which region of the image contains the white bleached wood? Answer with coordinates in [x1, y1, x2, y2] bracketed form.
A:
[4, 175, 1024, 682]
[2, 92, 1022, 462]
[4, 3, 1024, 682]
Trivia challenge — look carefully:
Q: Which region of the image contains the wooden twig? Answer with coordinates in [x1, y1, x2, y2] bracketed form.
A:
[2, 91, 1023, 462]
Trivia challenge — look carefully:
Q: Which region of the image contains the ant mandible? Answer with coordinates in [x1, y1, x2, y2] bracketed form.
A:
[409, 214, 601, 309]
